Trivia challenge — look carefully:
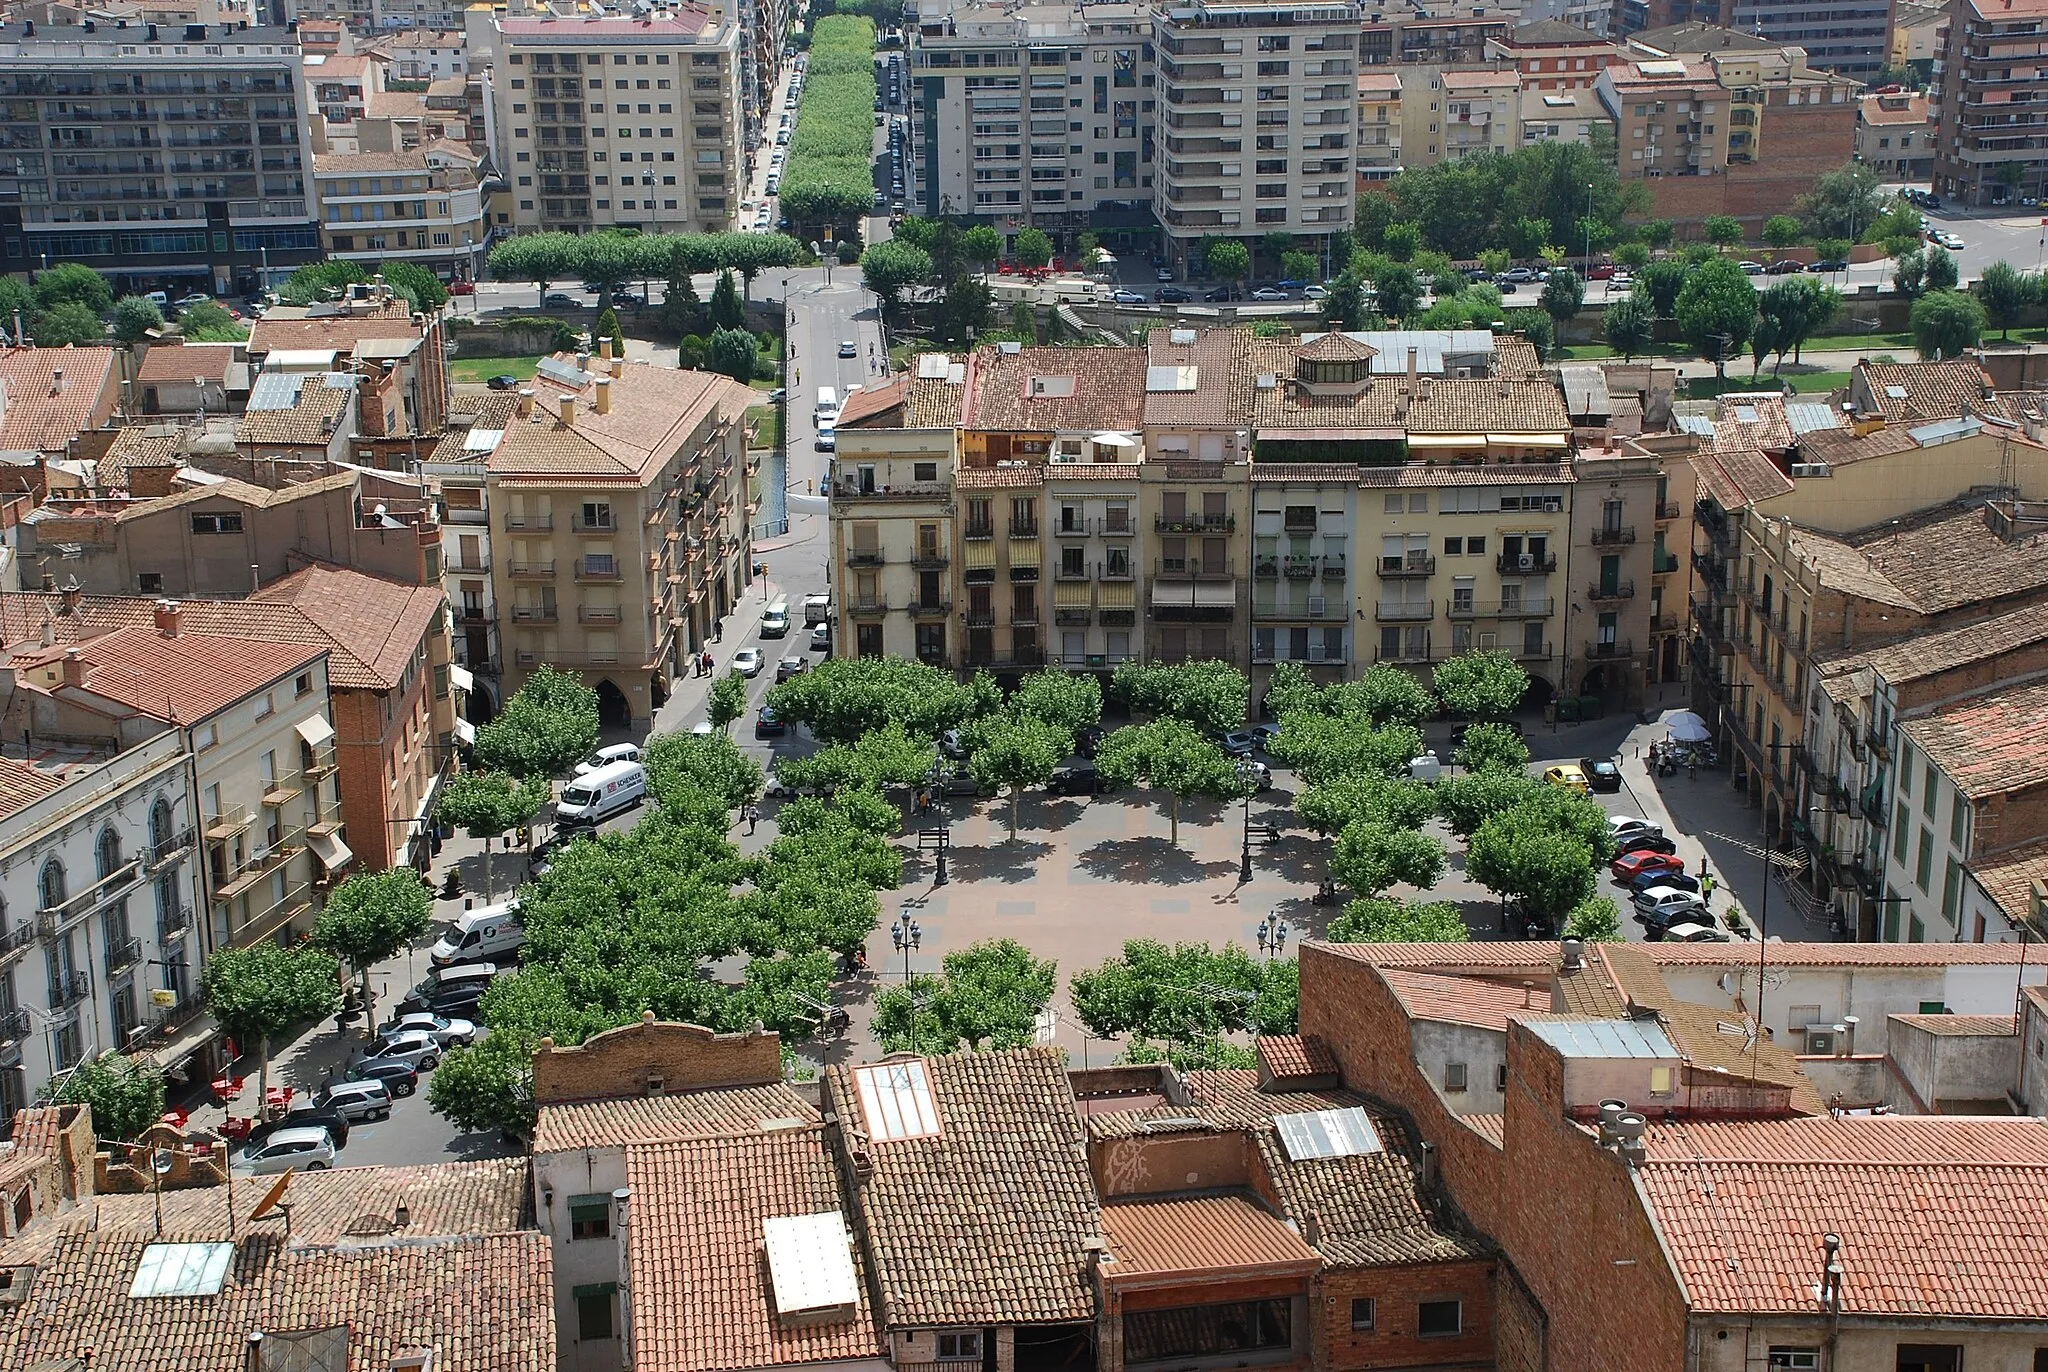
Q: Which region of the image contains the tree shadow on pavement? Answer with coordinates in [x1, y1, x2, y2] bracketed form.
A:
[1077, 836, 1238, 886]
[944, 839, 1053, 885]
[443, 1128, 520, 1161]
[1020, 796, 1088, 833]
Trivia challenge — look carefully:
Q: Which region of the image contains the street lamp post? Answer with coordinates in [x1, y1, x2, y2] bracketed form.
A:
[1235, 756, 1259, 884]
[1584, 181, 1594, 268]
[1257, 912, 1290, 960]
[890, 914, 921, 983]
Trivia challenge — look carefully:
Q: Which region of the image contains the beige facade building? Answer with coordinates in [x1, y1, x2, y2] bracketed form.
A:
[312, 147, 490, 280]
[483, 349, 756, 730]
[1438, 68, 1519, 159]
[1355, 70, 1403, 181]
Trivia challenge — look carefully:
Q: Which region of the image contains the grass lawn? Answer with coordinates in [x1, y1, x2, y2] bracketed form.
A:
[450, 356, 542, 385]
[747, 403, 783, 450]
[1803, 330, 1914, 354]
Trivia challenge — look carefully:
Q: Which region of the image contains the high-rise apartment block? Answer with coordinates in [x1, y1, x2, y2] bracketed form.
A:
[490, 1, 745, 235]
[1934, 0, 2048, 207]
[0, 21, 322, 294]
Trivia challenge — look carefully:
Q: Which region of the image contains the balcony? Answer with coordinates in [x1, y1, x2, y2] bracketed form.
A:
[1009, 519, 1040, 538]
[1009, 562, 1041, 583]
[911, 551, 950, 570]
[1587, 581, 1636, 603]
[1866, 720, 1892, 760]
[1156, 558, 1234, 581]
[910, 600, 952, 618]
[147, 827, 196, 869]
[1514, 640, 1554, 660]
[1322, 556, 1347, 580]
[1375, 638, 1434, 664]
[965, 523, 996, 540]
[1376, 600, 1435, 622]
[158, 904, 193, 941]
[1054, 562, 1093, 582]
[511, 606, 559, 623]
[1450, 597, 1555, 619]
[1155, 515, 1235, 533]
[1656, 500, 1682, 522]
[575, 559, 624, 582]
[1100, 561, 1135, 581]
[1653, 552, 1681, 575]
[1498, 550, 1557, 574]
[965, 609, 996, 627]
[0, 924, 33, 960]
[847, 550, 885, 568]
[1860, 783, 1888, 827]
[571, 515, 618, 534]
[0, 1008, 27, 1045]
[1254, 556, 1280, 579]
[50, 971, 91, 1010]
[508, 561, 557, 579]
[850, 600, 890, 617]
[504, 514, 553, 531]
[105, 936, 142, 978]
[579, 606, 622, 624]
[1283, 555, 1320, 580]
[1584, 639, 1634, 659]
[1054, 519, 1093, 539]
[1590, 526, 1636, 546]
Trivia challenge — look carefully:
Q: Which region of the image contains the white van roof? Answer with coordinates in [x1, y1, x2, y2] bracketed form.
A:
[434, 961, 498, 985]
[566, 758, 644, 791]
[455, 899, 519, 931]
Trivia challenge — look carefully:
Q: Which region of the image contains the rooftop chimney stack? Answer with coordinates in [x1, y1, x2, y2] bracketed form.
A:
[594, 377, 611, 414]
[59, 581, 82, 613]
[50, 368, 64, 395]
[516, 387, 534, 418]
[560, 396, 577, 428]
[610, 354, 624, 379]
[61, 647, 86, 687]
[155, 599, 182, 638]
[598, 337, 613, 362]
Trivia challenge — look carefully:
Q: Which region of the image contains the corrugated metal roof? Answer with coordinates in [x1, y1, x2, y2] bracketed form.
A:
[1522, 1017, 1678, 1059]
[246, 371, 307, 412]
[1784, 402, 1842, 434]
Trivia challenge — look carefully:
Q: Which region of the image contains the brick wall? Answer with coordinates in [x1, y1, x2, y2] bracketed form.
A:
[1973, 781, 2048, 862]
[331, 685, 410, 873]
[530, 1015, 782, 1103]
[1492, 1262, 1547, 1372]
[1315, 1259, 1496, 1371]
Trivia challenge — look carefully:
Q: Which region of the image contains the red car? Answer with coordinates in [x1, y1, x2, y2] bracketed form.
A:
[450, 280, 476, 296]
[1586, 264, 1618, 280]
[1611, 849, 1684, 883]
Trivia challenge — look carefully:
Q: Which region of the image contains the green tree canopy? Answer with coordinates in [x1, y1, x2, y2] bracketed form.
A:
[872, 939, 1057, 1053]
[1093, 720, 1241, 845]
[1332, 819, 1446, 897]
[314, 869, 433, 1037]
[1070, 939, 1292, 1059]
[1762, 215, 1803, 250]
[1673, 257, 1758, 377]
[644, 728, 765, 820]
[48, 1054, 166, 1142]
[203, 941, 342, 1102]
[708, 270, 746, 330]
[1465, 802, 1601, 925]
[708, 672, 748, 734]
[1433, 770, 1542, 840]
[1603, 293, 1654, 361]
[1013, 227, 1055, 269]
[1010, 666, 1103, 737]
[1702, 215, 1745, 249]
[1432, 651, 1528, 720]
[707, 326, 760, 383]
[1911, 289, 1987, 360]
[473, 665, 601, 779]
[31, 301, 104, 347]
[435, 770, 549, 839]
[1372, 263, 1423, 323]
[967, 714, 1069, 837]
[280, 258, 371, 305]
[860, 239, 935, 311]
[1563, 894, 1624, 942]
[962, 225, 1003, 272]
[1294, 772, 1436, 837]
[1637, 259, 1689, 317]
[111, 295, 165, 344]
[1327, 896, 1469, 943]
[1977, 260, 2038, 339]
[376, 260, 450, 312]
[1454, 722, 1531, 773]
[1540, 266, 1585, 327]
[34, 262, 114, 313]
[1206, 240, 1252, 283]
[179, 301, 247, 343]
[1757, 276, 1840, 368]
[774, 721, 934, 798]
[1266, 712, 1422, 787]
[767, 657, 996, 743]
[1111, 660, 1247, 737]
[1795, 161, 1885, 241]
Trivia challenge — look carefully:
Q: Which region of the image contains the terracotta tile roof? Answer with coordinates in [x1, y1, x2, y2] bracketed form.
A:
[1900, 677, 2048, 798]
[1709, 393, 1794, 452]
[0, 347, 117, 455]
[826, 1049, 1101, 1325]
[1491, 337, 1543, 380]
[955, 466, 1045, 489]
[488, 358, 754, 485]
[96, 429, 183, 490]
[1860, 91, 1931, 125]
[1441, 67, 1515, 89]
[235, 377, 352, 446]
[1553, 960, 1629, 1016]
[1043, 463, 1145, 481]
[113, 471, 357, 524]
[905, 356, 970, 429]
[1356, 70, 1403, 94]
[1803, 501, 2048, 614]
[312, 150, 437, 175]
[834, 375, 909, 428]
[1379, 966, 1540, 1029]
[1853, 359, 2007, 425]
[1464, 1113, 1505, 1146]
[1794, 423, 1929, 468]
[626, 1129, 884, 1372]
[0, 756, 61, 820]
[1244, 358, 1572, 436]
[1297, 331, 1380, 363]
[1691, 446, 1792, 512]
[0, 1226, 553, 1371]
[1634, 1115, 2048, 1317]
[1892, 1012, 2016, 1035]
[1968, 836, 2048, 925]
[960, 345, 1150, 433]
[9, 628, 324, 725]
[1356, 462, 1572, 488]
[246, 304, 421, 357]
[1251, 463, 1364, 483]
[1636, 940, 2041, 967]
[248, 564, 448, 691]
[1101, 1193, 1320, 1281]
[1311, 940, 1565, 973]
[136, 342, 239, 386]
[1087, 1072, 1489, 1270]
[1255, 1034, 1339, 1081]
[532, 1082, 818, 1154]
[1142, 326, 1244, 430]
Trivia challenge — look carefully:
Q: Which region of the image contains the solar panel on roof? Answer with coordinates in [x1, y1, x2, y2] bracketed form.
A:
[1734, 405, 1759, 424]
[1146, 365, 1198, 393]
[763, 1212, 861, 1316]
[1274, 1107, 1383, 1161]
[129, 1242, 234, 1298]
[917, 353, 951, 380]
[1885, 385, 1909, 399]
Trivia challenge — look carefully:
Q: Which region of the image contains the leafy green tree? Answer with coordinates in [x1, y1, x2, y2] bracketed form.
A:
[0, 277, 33, 325]
[1266, 712, 1421, 786]
[873, 939, 1057, 1053]
[1382, 221, 1422, 262]
[776, 722, 935, 799]
[489, 231, 582, 295]
[314, 870, 433, 1037]
[1372, 263, 1422, 323]
[1505, 215, 1552, 260]
[1563, 894, 1624, 942]
[1538, 244, 1568, 269]
[1911, 289, 1987, 360]
[1703, 216, 1745, 250]
[860, 239, 934, 311]
[1295, 772, 1436, 837]
[1328, 896, 1469, 943]
[1477, 248, 1512, 276]
[34, 262, 114, 313]
[1433, 770, 1540, 840]
[1432, 651, 1528, 720]
[1604, 293, 1654, 361]
[1762, 215, 1803, 252]
[1758, 276, 1839, 367]
[1614, 242, 1651, 271]
[111, 295, 165, 344]
[1070, 939, 1286, 1053]
[1674, 257, 1758, 377]
[1749, 311, 1780, 379]
[1262, 660, 1324, 721]
[1795, 161, 1885, 241]
[709, 671, 748, 733]
[1540, 266, 1585, 329]
[1321, 272, 1372, 329]
[1978, 260, 2038, 338]
[931, 275, 993, 347]
[961, 224, 1003, 276]
[1638, 259, 1689, 316]
[768, 657, 995, 743]
[1281, 250, 1319, 285]
[1094, 720, 1240, 845]
[48, 1054, 166, 1141]
[435, 770, 549, 839]
[969, 714, 1068, 838]
[31, 302, 104, 347]
[1111, 660, 1247, 737]
[1326, 663, 1437, 729]
[709, 269, 746, 330]
[1010, 666, 1102, 737]
[203, 942, 342, 1104]
[1206, 239, 1252, 285]
[1510, 307, 1555, 360]
[1813, 237, 1853, 268]
[277, 259, 365, 305]
[179, 301, 247, 343]
[1924, 245, 1960, 292]
[1455, 722, 1530, 774]
[1332, 820, 1445, 897]
[1465, 814, 1596, 929]
[376, 260, 450, 311]
[708, 326, 760, 384]
[473, 664, 601, 779]
[1638, 220, 1675, 250]
[644, 728, 764, 821]
[662, 271, 705, 336]
[1013, 227, 1055, 269]
[1893, 247, 1931, 298]
[1261, 230, 1296, 267]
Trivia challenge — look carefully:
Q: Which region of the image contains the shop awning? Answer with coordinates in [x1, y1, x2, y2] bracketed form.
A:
[454, 717, 478, 745]
[1054, 582, 1092, 608]
[1100, 581, 1136, 609]
[1407, 433, 1483, 449]
[307, 831, 356, 874]
[1489, 433, 1570, 448]
[294, 715, 335, 749]
[965, 541, 996, 571]
[1153, 581, 1237, 607]
[449, 664, 475, 693]
[1008, 538, 1041, 567]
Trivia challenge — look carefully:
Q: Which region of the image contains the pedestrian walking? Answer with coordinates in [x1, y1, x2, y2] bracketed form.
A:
[744, 802, 761, 835]
[1700, 873, 1716, 905]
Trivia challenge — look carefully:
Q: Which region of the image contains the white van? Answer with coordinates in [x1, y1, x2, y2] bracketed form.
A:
[814, 387, 838, 421]
[762, 601, 791, 637]
[430, 899, 525, 967]
[575, 742, 643, 775]
[1402, 751, 1443, 783]
[803, 593, 831, 626]
[556, 759, 646, 828]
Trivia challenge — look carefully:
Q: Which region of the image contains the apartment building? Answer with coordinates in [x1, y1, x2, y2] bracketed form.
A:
[1855, 89, 1937, 180]
[1436, 67, 1518, 159]
[422, 390, 518, 691]
[374, 27, 469, 79]
[483, 348, 757, 731]
[1520, 85, 1610, 144]
[906, 0, 1157, 236]
[0, 732, 201, 1123]
[1889, 0, 1947, 74]
[1152, 0, 1359, 262]
[1488, 19, 1624, 88]
[1359, 3, 1511, 66]
[1595, 53, 1729, 177]
[0, 21, 321, 293]
[311, 147, 490, 279]
[1934, 0, 2048, 206]
[491, 1, 746, 235]
[1354, 70, 1402, 180]
[246, 288, 450, 434]
[1617, 0, 1891, 76]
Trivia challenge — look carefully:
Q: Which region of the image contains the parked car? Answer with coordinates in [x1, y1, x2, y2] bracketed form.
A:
[1250, 286, 1291, 301]
[1109, 289, 1148, 304]
[1586, 264, 1617, 281]
[938, 728, 968, 759]
[1076, 724, 1107, 758]
[1931, 229, 1965, 250]
[1155, 287, 1193, 303]
[174, 292, 214, 309]
[241, 1126, 337, 1175]
[305, 1079, 393, 1124]
[1219, 731, 1257, 757]
[1658, 920, 1732, 943]
[379, 1012, 477, 1047]
[450, 280, 476, 296]
[1500, 266, 1539, 283]
[754, 706, 787, 738]
[357, 1028, 442, 1073]
[1449, 719, 1523, 749]
[346, 1058, 421, 1098]
[1249, 722, 1283, 753]
[732, 648, 764, 678]
[763, 767, 818, 799]
[810, 622, 831, 651]
[1240, 759, 1274, 790]
[543, 292, 578, 306]
[245, 1105, 352, 1150]
[1634, 885, 1709, 922]
[1608, 815, 1663, 841]
[1204, 285, 1242, 302]
[1580, 757, 1624, 792]
[1045, 762, 1106, 796]
[1616, 830, 1679, 858]
[933, 763, 992, 796]
[1766, 259, 1805, 275]
[1736, 261, 1766, 275]
[776, 655, 808, 682]
[1626, 868, 1701, 898]
[1303, 284, 1329, 300]
[1155, 266, 1176, 283]
[1543, 763, 1590, 793]
[1808, 259, 1849, 273]
[1611, 849, 1685, 884]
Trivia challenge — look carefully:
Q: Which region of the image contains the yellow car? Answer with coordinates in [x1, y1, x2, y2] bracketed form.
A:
[1543, 763, 1591, 794]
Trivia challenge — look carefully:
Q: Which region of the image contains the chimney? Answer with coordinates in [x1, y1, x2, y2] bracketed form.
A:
[560, 396, 577, 428]
[1301, 1210, 1322, 1248]
[1841, 1014, 1859, 1056]
[61, 647, 86, 687]
[516, 387, 534, 418]
[50, 368, 64, 395]
[1405, 345, 1418, 388]
[59, 581, 81, 614]
[155, 599, 182, 638]
[1418, 1141, 1438, 1190]
[593, 377, 611, 414]
[610, 354, 624, 379]
[576, 350, 591, 374]
[1560, 937, 1585, 971]
[598, 337, 613, 362]
[38, 570, 54, 593]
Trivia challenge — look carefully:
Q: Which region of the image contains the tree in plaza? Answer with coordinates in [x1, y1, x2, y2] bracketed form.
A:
[488, 231, 581, 296]
[1673, 256, 1757, 378]
[1540, 266, 1585, 330]
[111, 295, 165, 344]
[47, 1054, 166, 1141]
[1454, 722, 1530, 774]
[775, 722, 935, 798]
[314, 869, 434, 1039]
[1912, 289, 1988, 360]
[1111, 660, 1247, 737]
[860, 240, 934, 313]
[1206, 239, 1252, 287]
[1372, 263, 1423, 324]
[1331, 819, 1446, 898]
[1637, 259, 1689, 317]
[1432, 770, 1541, 840]
[376, 260, 450, 312]
[1070, 939, 1288, 1063]
[1562, 894, 1624, 943]
[473, 665, 601, 780]
[961, 224, 1004, 278]
[31, 302, 105, 347]
[707, 327, 760, 384]
[203, 941, 342, 1105]
[1762, 215, 1803, 253]
[1603, 293, 1654, 362]
[1093, 720, 1241, 846]
[708, 270, 747, 330]
[1013, 227, 1055, 270]
[1261, 660, 1325, 722]
[1327, 896, 1469, 943]
[1431, 650, 1528, 720]
[1010, 665, 1103, 738]
[1795, 161, 1885, 242]
[644, 728, 765, 823]
[1295, 772, 1437, 838]
[708, 672, 748, 734]
[1702, 216, 1745, 251]
[1977, 260, 2039, 339]
[1266, 712, 1422, 787]
[968, 715, 1069, 839]
[33, 262, 114, 314]
[872, 939, 1057, 1054]
[767, 657, 996, 744]
[434, 770, 549, 895]
[1758, 276, 1839, 368]
[1465, 814, 1596, 930]
[1325, 662, 1438, 729]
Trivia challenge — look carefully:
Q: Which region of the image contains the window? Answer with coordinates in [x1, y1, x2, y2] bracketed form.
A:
[581, 501, 614, 529]
[1894, 803, 1911, 862]
[1650, 1066, 1674, 1093]
[937, 1333, 981, 1361]
[1443, 537, 1463, 554]
[574, 1283, 616, 1341]
[193, 722, 218, 751]
[1124, 1300, 1290, 1362]
[1349, 1298, 1375, 1331]
[1766, 1352, 1818, 1371]
[296, 672, 313, 698]
[1916, 827, 1934, 892]
[138, 573, 163, 593]
[191, 512, 244, 534]
[568, 1194, 611, 1239]
[1950, 794, 1968, 848]
[915, 462, 938, 483]
[1496, 1063, 1510, 1090]
[1443, 1062, 1468, 1092]
[1942, 858, 1961, 922]
[39, 860, 65, 911]
[253, 691, 273, 720]
[1416, 1300, 1461, 1337]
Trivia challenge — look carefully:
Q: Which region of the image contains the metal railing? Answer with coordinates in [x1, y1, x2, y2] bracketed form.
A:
[49, 971, 91, 1010]
[1497, 551, 1557, 574]
[0, 1008, 27, 1044]
[1283, 555, 1320, 580]
[1375, 600, 1435, 621]
[1587, 580, 1636, 602]
[1155, 558, 1234, 581]
[910, 601, 952, 618]
[105, 936, 142, 978]
[511, 606, 559, 623]
[1376, 555, 1436, 578]
[574, 559, 624, 582]
[1584, 639, 1634, 659]
[158, 904, 193, 941]
[1154, 514, 1235, 532]
[508, 562, 557, 579]
[1590, 526, 1636, 545]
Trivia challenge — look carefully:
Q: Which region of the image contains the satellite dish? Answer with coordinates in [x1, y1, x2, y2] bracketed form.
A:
[249, 1171, 292, 1222]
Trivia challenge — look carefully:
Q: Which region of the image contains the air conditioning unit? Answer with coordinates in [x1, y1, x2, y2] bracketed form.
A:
[1790, 462, 1830, 478]
[1307, 642, 1326, 662]
[1803, 1028, 1835, 1056]
[1307, 595, 1326, 616]
[1517, 553, 1535, 571]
